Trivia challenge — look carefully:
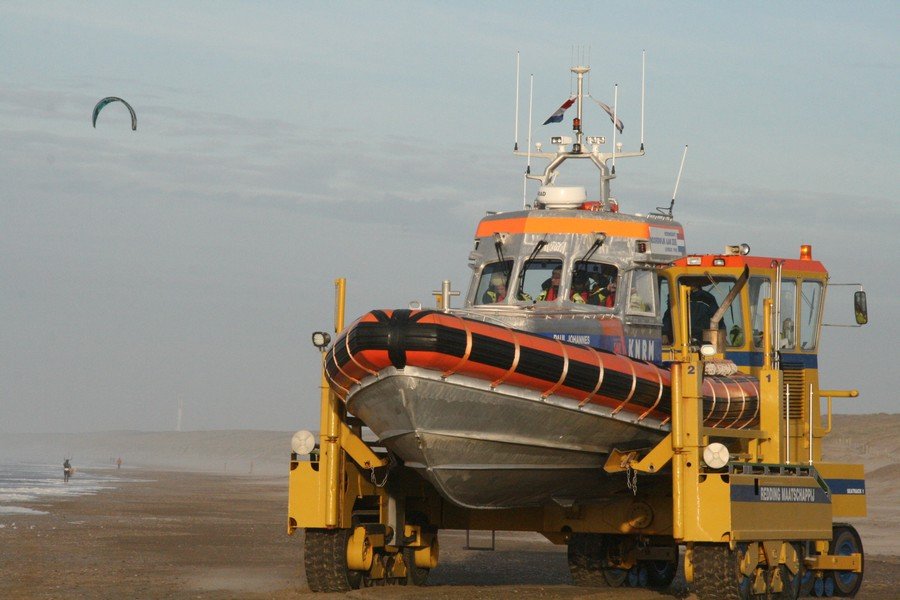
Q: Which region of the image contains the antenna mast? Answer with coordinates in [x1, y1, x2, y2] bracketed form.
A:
[524, 74, 534, 208]
[640, 50, 646, 151]
[514, 51, 520, 151]
[657, 144, 688, 217]
[611, 84, 618, 174]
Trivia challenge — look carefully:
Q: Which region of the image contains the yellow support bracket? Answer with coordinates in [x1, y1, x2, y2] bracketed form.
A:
[339, 422, 387, 470]
[806, 553, 863, 573]
[603, 434, 674, 474]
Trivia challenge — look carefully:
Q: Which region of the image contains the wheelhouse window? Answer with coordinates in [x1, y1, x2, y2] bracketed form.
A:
[800, 280, 823, 350]
[626, 269, 656, 316]
[573, 261, 618, 307]
[520, 259, 563, 303]
[475, 261, 513, 305]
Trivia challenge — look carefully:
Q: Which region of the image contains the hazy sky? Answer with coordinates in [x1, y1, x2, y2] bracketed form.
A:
[1, 2, 897, 433]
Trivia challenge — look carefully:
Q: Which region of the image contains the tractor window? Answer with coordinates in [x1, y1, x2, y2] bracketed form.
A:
[474, 261, 513, 305]
[749, 277, 771, 349]
[676, 276, 744, 347]
[713, 280, 745, 347]
[626, 269, 656, 316]
[573, 261, 618, 307]
[800, 280, 823, 350]
[780, 280, 797, 350]
[519, 259, 563, 303]
[659, 278, 672, 344]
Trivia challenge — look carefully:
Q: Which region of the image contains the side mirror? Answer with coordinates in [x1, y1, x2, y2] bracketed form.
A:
[854, 290, 868, 325]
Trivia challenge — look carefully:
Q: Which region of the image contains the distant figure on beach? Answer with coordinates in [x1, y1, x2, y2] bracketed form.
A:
[63, 458, 72, 483]
[116, 457, 122, 470]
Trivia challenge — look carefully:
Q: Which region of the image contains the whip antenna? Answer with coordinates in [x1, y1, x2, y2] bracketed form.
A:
[657, 144, 688, 217]
[514, 51, 520, 151]
[640, 50, 646, 151]
[524, 74, 534, 208]
[611, 84, 619, 174]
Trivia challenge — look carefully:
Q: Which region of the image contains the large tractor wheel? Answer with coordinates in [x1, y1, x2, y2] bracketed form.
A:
[830, 524, 864, 597]
[692, 543, 754, 600]
[303, 528, 362, 592]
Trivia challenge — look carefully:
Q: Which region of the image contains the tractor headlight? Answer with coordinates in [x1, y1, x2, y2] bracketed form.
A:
[291, 430, 317, 455]
[703, 442, 730, 470]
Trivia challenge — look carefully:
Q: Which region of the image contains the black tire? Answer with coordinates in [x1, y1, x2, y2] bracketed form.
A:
[601, 535, 630, 587]
[692, 543, 753, 600]
[830, 524, 864, 597]
[403, 546, 430, 586]
[798, 541, 816, 597]
[567, 533, 609, 587]
[645, 558, 678, 590]
[303, 528, 362, 592]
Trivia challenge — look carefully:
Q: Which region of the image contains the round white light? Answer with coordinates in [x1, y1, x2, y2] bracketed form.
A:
[703, 442, 730, 469]
[291, 430, 317, 455]
[700, 344, 717, 357]
[740, 243, 751, 255]
[311, 331, 331, 349]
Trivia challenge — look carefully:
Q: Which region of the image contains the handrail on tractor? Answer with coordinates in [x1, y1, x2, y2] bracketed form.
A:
[818, 389, 859, 435]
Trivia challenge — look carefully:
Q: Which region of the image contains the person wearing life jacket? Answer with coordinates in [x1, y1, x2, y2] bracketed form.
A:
[483, 273, 509, 303]
[588, 280, 616, 307]
[484, 273, 532, 303]
[538, 268, 586, 303]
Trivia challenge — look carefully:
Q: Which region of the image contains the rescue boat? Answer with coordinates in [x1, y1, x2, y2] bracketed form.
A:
[324, 64, 762, 509]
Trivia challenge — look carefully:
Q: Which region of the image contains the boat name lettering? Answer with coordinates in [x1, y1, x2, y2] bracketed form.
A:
[626, 337, 659, 362]
[551, 333, 594, 345]
[759, 486, 817, 503]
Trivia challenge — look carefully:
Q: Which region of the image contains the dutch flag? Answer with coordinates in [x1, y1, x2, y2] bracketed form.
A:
[542, 97, 576, 125]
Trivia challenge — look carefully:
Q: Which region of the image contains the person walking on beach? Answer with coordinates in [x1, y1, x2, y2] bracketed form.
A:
[116, 457, 122, 470]
[63, 458, 72, 483]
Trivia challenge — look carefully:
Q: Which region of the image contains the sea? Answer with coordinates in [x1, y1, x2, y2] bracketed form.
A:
[0, 462, 123, 516]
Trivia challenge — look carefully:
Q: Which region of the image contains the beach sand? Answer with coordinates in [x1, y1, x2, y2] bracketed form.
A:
[1, 467, 897, 599]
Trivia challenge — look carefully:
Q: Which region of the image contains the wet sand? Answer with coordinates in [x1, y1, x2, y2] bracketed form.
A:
[1, 469, 896, 599]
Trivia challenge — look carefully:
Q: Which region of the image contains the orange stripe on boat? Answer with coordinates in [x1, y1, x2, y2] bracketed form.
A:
[476, 216, 679, 239]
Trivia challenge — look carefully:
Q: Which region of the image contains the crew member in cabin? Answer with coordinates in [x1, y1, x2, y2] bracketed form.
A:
[588, 280, 616, 307]
[538, 267, 585, 303]
[571, 272, 590, 302]
[483, 273, 509, 303]
[661, 279, 724, 345]
[483, 272, 531, 303]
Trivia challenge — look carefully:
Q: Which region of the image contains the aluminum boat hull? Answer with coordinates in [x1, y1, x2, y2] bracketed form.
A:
[347, 367, 666, 509]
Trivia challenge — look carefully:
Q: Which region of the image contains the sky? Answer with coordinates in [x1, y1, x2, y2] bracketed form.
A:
[1, 2, 897, 434]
